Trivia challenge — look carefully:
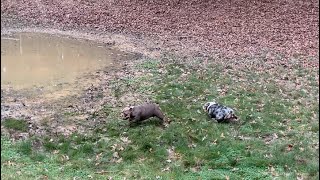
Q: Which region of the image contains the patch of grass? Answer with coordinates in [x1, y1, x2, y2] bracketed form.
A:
[2, 118, 28, 132]
[136, 58, 160, 70]
[43, 138, 58, 151]
[2, 55, 319, 179]
[1, 136, 102, 179]
[17, 140, 32, 155]
[30, 152, 46, 162]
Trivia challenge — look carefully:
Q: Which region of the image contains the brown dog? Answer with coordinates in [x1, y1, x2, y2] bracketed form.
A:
[121, 103, 165, 126]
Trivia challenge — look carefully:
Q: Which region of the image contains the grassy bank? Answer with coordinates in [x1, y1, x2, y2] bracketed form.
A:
[1, 55, 319, 179]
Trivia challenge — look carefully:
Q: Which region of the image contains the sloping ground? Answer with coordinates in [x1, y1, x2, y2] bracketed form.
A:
[1, 0, 319, 64]
[1, 1, 319, 179]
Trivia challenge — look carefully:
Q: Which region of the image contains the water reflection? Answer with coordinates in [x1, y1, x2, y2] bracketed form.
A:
[1, 33, 116, 89]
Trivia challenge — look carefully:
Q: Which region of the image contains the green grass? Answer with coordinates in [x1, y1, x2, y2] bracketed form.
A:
[2, 55, 319, 179]
[2, 118, 28, 132]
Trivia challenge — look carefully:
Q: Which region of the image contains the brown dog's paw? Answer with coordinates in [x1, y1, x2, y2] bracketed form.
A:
[160, 122, 169, 129]
[164, 117, 172, 124]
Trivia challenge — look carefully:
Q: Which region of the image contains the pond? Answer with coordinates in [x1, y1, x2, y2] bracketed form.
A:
[1, 33, 121, 90]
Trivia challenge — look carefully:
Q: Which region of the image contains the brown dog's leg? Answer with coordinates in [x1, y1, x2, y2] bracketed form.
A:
[154, 107, 165, 123]
[128, 114, 142, 126]
[154, 107, 171, 128]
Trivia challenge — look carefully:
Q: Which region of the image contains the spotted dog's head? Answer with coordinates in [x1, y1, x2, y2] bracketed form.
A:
[224, 110, 238, 120]
[121, 106, 134, 120]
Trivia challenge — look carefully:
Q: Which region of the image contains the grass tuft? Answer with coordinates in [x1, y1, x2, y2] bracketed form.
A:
[3, 118, 28, 132]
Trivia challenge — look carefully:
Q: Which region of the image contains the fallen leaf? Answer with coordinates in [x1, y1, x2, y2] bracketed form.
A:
[220, 133, 225, 138]
[113, 152, 119, 159]
[211, 139, 218, 145]
[161, 167, 170, 172]
[202, 135, 207, 141]
[95, 170, 108, 174]
[115, 157, 123, 163]
[269, 165, 278, 177]
[286, 144, 293, 152]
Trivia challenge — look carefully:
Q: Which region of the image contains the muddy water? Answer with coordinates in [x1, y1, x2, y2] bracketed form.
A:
[1, 33, 119, 90]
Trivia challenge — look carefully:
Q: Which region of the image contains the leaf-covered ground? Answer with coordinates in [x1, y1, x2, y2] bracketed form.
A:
[1, 0, 319, 60]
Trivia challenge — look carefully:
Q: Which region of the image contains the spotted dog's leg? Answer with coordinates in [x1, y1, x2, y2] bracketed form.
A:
[208, 109, 216, 119]
[215, 112, 225, 123]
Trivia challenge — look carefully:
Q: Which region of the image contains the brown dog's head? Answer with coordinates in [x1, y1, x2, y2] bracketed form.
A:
[121, 106, 134, 120]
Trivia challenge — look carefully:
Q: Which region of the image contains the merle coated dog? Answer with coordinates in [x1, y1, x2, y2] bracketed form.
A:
[203, 101, 238, 123]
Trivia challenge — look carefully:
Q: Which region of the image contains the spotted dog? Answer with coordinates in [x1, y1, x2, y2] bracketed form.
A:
[203, 101, 238, 123]
[121, 103, 166, 126]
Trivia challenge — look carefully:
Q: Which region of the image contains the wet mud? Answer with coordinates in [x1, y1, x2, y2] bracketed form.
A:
[1, 31, 143, 138]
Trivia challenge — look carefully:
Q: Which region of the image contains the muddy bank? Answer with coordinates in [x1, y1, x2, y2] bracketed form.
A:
[1, 48, 144, 138]
[1, 31, 146, 138]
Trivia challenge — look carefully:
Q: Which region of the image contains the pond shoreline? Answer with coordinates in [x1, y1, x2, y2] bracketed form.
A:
[1, 27, 146, 138]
